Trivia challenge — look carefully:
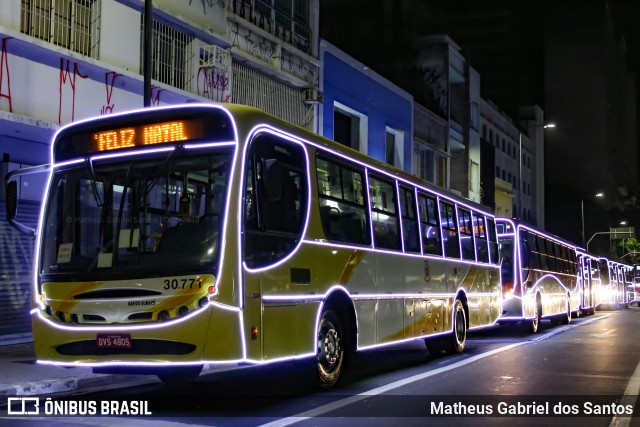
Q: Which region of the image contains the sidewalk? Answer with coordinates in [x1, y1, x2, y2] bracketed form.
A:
[0, 342, 225, 396]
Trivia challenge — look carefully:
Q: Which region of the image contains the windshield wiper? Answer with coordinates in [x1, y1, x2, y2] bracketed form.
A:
[86, 158, 103, 207]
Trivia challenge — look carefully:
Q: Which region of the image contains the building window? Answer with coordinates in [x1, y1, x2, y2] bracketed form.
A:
[233, 0, 311, 53]
[496, 166, 500, 177]
[140, 17, 193, 91]
[334, 102, 367, 154]
[21, 0, 101, 58]
[385, 127, 404, 170]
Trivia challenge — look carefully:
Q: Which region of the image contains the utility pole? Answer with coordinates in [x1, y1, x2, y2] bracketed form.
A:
[143, 0, 153, 107]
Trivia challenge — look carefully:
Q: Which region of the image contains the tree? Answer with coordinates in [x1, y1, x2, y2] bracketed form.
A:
[616, 237, 640, 264]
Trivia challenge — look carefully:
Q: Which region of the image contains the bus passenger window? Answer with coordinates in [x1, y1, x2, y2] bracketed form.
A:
[243, 133, 308, 268]
[369, 176, 400, 250]
[419, 194, 442, 256]
[439, 201, 460, 259]
[473, 213, 489, 263]
[400, 187, 420, 253]
[458, 208, 475, 261]
[316, 157, 370, 246]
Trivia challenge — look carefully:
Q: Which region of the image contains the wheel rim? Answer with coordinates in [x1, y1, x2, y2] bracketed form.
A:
[318, 321, 341, 375]
[532, 305, 540, 330]
[454, 307, 466, 345]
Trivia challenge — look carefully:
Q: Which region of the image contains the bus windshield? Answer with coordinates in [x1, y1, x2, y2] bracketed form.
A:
[40, 150, 232, 278]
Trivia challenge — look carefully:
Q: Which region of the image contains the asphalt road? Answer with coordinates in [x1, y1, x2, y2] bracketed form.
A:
[4, 307, 640, 427]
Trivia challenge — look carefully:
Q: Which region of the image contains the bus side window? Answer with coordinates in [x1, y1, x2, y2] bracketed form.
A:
[418, 193, 442, 256]
[487, 217, 498, 264]
[473, 213, 489, 263]
[439, 201, 460, 259]
[243, 133, 308, 268]
[316, 156, 370, 246]
[400, 186, 420, 253]
[369, 175, 400, 250]
[458, 208, 475, 261]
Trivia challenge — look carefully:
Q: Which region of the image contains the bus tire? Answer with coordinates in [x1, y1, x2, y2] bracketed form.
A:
[315, 309, 345, 389]
[156, 365, 203, 384]
[531, 298, 542, 334]
[445, 299, 467, 354]
[560, 299, 571, 325]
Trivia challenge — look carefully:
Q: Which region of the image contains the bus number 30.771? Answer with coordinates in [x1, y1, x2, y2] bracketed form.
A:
[163, 278, 200, 290]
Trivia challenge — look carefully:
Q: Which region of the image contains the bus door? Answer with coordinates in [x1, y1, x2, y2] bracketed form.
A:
[242, 131, 311, 360]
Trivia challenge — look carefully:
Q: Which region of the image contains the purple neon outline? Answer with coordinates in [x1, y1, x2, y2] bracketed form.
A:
[33, 104, 503, 367]
[239, 125, 312, 275]
[414, 187, 425, 256]
[32, 104, 240, 328]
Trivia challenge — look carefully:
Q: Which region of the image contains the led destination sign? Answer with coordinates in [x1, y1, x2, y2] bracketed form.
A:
[92, 120, 198, 152]
[53, 107, 236, 163]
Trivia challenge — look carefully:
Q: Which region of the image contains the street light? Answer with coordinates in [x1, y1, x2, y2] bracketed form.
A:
[518, 122, 555, 220]
[581, 192, 604, 248]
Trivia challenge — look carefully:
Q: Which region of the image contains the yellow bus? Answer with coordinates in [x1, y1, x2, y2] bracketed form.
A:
[6, 104, 501, 387]
[496, 219, 579, 333]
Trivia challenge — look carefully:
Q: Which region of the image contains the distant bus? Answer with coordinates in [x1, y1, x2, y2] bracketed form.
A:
[6, 104, 502, 387]
[595, 258, 629, 309]
[628, 265, 640, 306]
[576, 251, 599, 316]
[496, 219, 579, 333]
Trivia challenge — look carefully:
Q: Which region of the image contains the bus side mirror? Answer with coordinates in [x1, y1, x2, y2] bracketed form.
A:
[6, 179, 17, 221]
[4, 163, 49, 237]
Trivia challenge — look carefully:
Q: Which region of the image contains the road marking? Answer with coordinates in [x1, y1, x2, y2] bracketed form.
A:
[590, 329, 617, 338]
[609, 359, 640, 427]
[259, 315, 608, 427]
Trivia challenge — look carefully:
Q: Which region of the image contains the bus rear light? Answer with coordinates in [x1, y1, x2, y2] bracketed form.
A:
[208, 285, 216, 294]
[502, 282, 515, 300]
[251, 326, 258, 340]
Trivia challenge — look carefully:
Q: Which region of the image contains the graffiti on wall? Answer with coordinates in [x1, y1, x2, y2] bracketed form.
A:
[150, 86, 164, 106]
[196, 66, 231, 102]
[416, 44, 448, 119]
[280, 49, 317, 84]
[100, 71, 122, 116]
[188, 0, 224, 14]
[0, 37, 13, 113]
[229, 22, 277, 65]
[59, 58, 88, 124]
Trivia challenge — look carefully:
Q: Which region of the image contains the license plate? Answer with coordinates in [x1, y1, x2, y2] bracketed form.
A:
[97, 333, 131, 349]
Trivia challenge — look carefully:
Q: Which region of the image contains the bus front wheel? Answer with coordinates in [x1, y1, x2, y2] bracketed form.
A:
[315, 309, 345, 388]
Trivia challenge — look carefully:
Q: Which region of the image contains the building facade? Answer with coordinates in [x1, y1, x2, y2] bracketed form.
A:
[0, 0, 321, 343]
[319, 40, 413, 172]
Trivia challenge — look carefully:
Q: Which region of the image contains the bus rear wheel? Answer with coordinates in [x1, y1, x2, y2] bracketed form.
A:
[560, 299, 571, 325]
[531, 300, 542, 334]
[315, 309, 345, 389]
[445, 299, 467, 354]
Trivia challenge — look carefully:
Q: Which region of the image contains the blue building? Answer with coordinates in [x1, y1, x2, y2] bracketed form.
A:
[319, 40, 413, 173]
